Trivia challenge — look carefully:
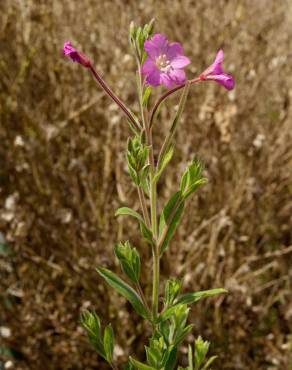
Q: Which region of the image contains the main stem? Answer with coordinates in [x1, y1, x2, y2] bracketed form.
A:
[137, 67, 159, 324]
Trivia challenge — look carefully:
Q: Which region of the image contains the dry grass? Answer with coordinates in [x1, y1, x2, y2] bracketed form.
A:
[0, 0, 292, 369]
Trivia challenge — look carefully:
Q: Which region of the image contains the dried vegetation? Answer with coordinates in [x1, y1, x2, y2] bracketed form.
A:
[0, 0, 292, 369]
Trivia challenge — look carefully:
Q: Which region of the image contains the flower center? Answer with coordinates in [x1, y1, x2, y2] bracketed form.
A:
[156, 54, 171, 72]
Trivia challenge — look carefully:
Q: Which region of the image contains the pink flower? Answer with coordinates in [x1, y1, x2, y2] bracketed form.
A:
[199, 50, 234, 90]
[142, 34, 190, 88]
[63, 41, 91, 68]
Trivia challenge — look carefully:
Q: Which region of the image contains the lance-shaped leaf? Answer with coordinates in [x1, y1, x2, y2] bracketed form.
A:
[154, 145, 174, 183]
[81, 311, 106, 358]
[129, 357, 156, 370]
[115, 207, 154, 245]
[158, 191, 185, 254]
[104, 324, 114, 364]
[202, 356, 218, 370]
[114, 241, 141, 284]
[175, 288, 227, 306]
[116, 207, 144, 223]
[142, 86, 152, 107]
[96, 267, 149, 319]
[158, 289, 227, 323]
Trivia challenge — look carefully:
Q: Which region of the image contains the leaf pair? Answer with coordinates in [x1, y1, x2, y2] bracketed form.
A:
[129, 19, 155, 63]
[180, 158, 208, 200]
[81, 311, 114, 364]
[127, 136, 150, 193]
[185, 336, 217, 370]
[114, 241, 141, 284]
[158, 191, 185, 255]
[158, 157, 207, 255]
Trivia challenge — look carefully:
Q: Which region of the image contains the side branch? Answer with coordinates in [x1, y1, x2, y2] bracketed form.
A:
[149, 78, 200, 129]
[90, 66, 141, 131]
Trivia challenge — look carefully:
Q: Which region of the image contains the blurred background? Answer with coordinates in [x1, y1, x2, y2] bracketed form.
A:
[1, 0, 292, 369]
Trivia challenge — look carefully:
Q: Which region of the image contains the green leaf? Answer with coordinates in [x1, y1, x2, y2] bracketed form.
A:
[158, 191, 185, 254]
[114, 241, 141, 284]
[129, 357, 156, 370]
[194, 336, 210, 370]
[104, 324, 114, 364]
[158, 289, 227, 323]
[96, 267, 149, 319]
[116, 207, 144, 223]
[201, 356, 218, 370]
[80, 311, 106, 358]
[188, 344, 194, 370]
[173, 324, 193, 347]
[142, 86, 152, 107]
[164, 346, 177, 370]
[180, 158, 208, 200]
[175, 288, 227, 306]
[164, 278, 182, 306]
[154, 145, 174, 183]
[116, 207, 154, 245]
[124, 361, 135, 370]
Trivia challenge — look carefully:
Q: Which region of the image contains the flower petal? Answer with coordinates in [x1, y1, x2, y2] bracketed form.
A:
[160, 73, 174, 88]
[63, 41, 91, 67]
[146, 69, 161, 87]
[166, 42, 184, 59]
[169, 69, 186, 85]
[144, 40, 160, 59]
[214, 50, 224, 64]
[142, 58, 157, 75]
[207, 74, 235, 90]
[170, 55, 191, 69]
[151, 34, 168, 50]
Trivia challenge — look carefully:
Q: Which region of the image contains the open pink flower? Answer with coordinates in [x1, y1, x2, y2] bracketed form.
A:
[199, 50, 234, 90]
[63, 41, 91, 68]
[142, 34, 190, 88]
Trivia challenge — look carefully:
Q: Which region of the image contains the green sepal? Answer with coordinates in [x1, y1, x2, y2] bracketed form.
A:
[96, 267, 149, 319]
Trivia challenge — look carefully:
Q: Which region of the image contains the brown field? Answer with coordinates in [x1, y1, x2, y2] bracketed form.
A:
[1, 0, 292, 369]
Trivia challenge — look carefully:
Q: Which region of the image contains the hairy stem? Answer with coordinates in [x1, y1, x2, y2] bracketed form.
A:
[157, 82, 191, 168]
[137, 65, 159, 323]
[89, 65, 140, 131]
[136, 282, 151, 316]
[137, 186, 151, 228]
[152, 246, 160, 322]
